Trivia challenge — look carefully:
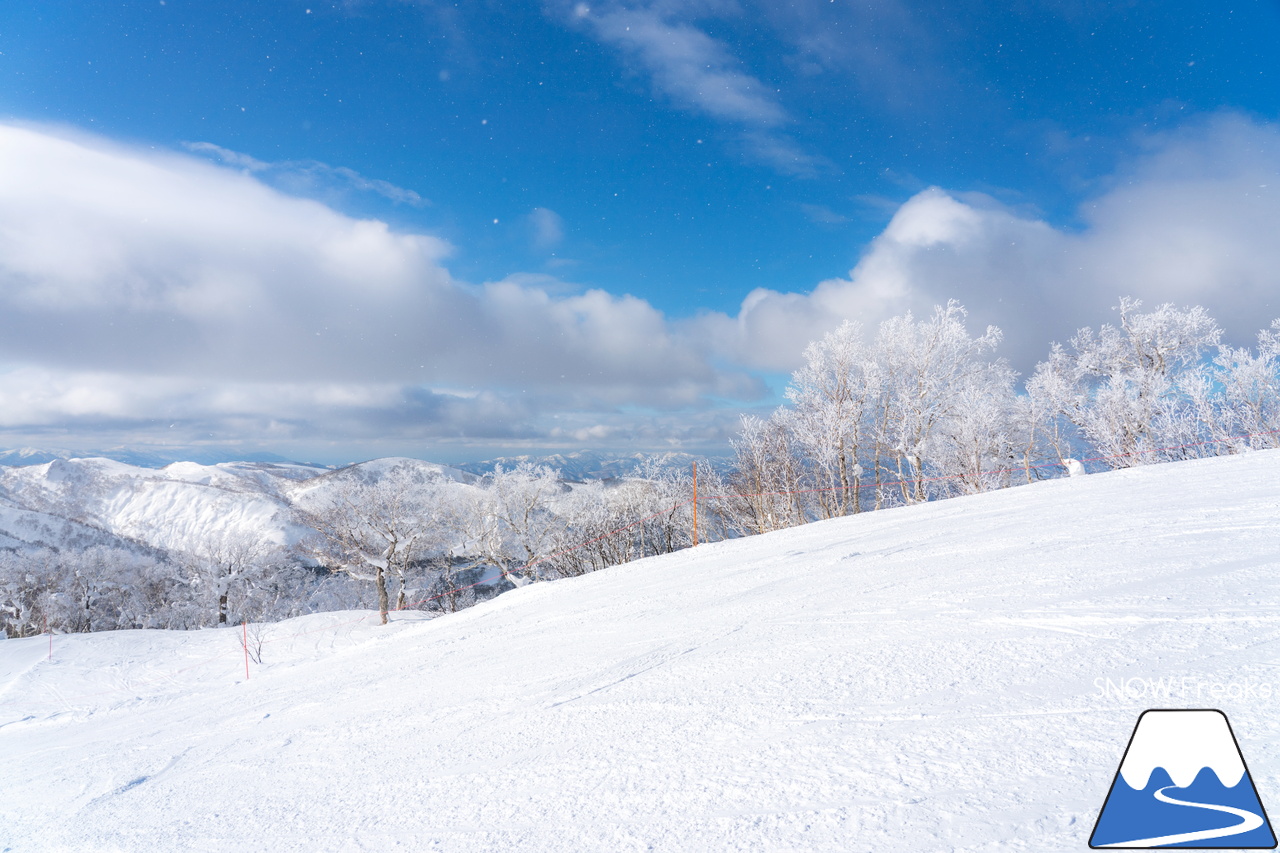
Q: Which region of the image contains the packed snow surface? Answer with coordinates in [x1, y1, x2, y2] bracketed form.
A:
[4, 452, 1280, 851]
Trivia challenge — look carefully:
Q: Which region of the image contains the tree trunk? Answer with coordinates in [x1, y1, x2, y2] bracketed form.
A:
[837, 445, 847, 516]
[376, 566, 389, 625]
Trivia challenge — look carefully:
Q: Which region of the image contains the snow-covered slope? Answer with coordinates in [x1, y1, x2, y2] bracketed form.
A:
[0, 498, 145, 553]
[286, 455, 478, 498]
[0, 457, 313, 553]
[3, 452, 1280, 851]
[0, 456, 477, 555]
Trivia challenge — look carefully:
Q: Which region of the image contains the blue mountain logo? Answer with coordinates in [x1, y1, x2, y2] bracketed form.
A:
[1091, 709, 1276, 848]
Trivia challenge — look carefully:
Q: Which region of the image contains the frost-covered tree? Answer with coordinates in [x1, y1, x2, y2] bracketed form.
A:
[0, 545, 189, 637]
[1034, 298, 1222, 467]
[1203, 319, 1280, 450]
[869, 301, 1005, 504]
[785, 320, 879, 517]
[179, 530, 287, 626]
[544, 462, 697, 578]
[724, 412, 807, 534]
[548, 481, 635, 576]
[297, 463, 445, 625]
[0, 548, 48, 637]
[624, 458, 697, 556]
[723, 301, 1013, 520]
[1023, 343, 1086, 472]
[481, 462, 566, 581]
[933, 359, 1020, 495]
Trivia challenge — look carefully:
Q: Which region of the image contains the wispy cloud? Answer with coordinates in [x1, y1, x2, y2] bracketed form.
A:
[564, 2, 821, 175]
[737, 129, 824, 178]
[583, 6, 786, 126]
[796, 202, 850, 225]
[527, 207, 565, 249]
[184, 141, 428, 207]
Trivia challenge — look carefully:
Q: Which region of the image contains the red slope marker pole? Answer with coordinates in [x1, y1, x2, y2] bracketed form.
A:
[243, 621, 250, 681]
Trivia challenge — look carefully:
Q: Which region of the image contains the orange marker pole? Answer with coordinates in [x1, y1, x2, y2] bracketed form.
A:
[692, 462, 699, 547]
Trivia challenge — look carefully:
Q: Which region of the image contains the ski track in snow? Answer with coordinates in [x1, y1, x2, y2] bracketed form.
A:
[2, 452, 1280, 851]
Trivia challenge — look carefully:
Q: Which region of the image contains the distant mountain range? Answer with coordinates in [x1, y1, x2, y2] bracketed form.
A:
[0, 448, 722, 559]
[0, 447, 729, 481]
[0, 446, 305, 469]
[453, 450, 727, 481]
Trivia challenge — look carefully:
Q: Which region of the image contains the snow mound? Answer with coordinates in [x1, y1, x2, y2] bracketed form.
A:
[3, 451, 1280, 851]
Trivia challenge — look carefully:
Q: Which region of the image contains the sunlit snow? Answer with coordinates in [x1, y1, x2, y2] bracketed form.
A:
[3, 451, 1280, 851]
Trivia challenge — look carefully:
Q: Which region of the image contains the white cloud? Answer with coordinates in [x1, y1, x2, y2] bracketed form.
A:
[3, 114, 1278, 458]
[0, 123, 762, 455]
[185, 141, 429, 207]
[700, 113, 1280, 374]
[0, 123, 744, 395]
[565, 2, 819, 175]
[585, 6, 786, 126]
[0, 365, 753, 462]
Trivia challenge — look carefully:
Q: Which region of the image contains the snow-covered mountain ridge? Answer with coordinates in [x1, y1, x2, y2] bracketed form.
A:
[4, 450, 1280, 850]
[0, 451, 670, 556]
[454, 449, 724, 480]
[0, 446, 306, 468]
[0, 455, 476, 554]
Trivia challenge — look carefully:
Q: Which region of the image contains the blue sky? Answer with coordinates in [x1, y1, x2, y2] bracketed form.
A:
[0, 1, 1278, 464]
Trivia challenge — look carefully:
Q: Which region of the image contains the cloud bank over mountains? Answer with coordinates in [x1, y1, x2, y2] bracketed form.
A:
[1, 114, 1278, 460]
[0, 123, 754, 458]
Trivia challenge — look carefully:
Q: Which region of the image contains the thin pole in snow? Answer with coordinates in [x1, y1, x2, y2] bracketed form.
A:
[243, 621, 250, 681]
[46, 614, 51, 661]
[692, 462, 698, 547]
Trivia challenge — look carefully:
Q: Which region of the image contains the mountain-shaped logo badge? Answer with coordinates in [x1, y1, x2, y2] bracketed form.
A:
[1090, 709, 1277, 848]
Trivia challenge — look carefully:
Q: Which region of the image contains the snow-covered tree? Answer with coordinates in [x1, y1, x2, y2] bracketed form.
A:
[1036, 298, 1222, 467]
[869, 301, 1005, 503]
[1205, 318, 1280, 450]
[543, 462, 697, 578]
[785, 320, 879, 517]
[0, 545, 189, 637]
[933, 359, 1020, 495]
[1023, 343, 1086, 473]
[724, 412, 808, 534]
[179, 530, 287, 626]
[481, 462, 566, 581]
[296, 463, 445, 625]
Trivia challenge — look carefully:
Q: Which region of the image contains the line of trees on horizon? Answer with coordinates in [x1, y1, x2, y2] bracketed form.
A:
[3, 296, 1278, 638]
